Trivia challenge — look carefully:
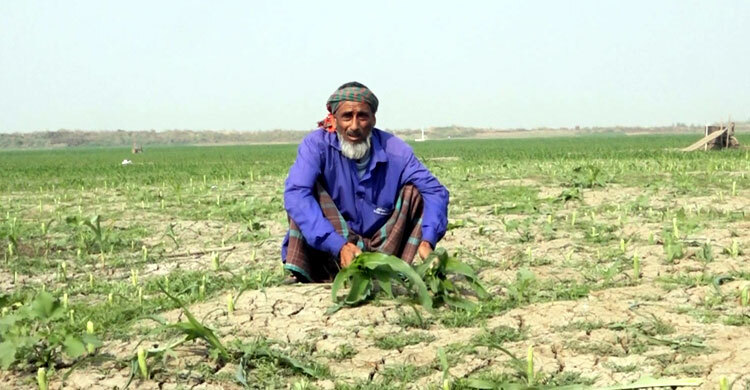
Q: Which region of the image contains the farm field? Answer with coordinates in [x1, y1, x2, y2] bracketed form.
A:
[1, 133, 749, 389]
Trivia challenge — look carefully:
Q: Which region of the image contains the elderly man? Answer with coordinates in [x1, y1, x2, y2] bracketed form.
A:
[281, 82, 449, 282]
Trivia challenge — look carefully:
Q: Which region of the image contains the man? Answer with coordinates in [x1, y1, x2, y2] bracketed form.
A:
[281, 82, 449, 282]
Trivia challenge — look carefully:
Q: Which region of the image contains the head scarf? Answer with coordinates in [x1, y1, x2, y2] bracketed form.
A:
[319, 82, 378, 132]
[326, 84, 379, 114]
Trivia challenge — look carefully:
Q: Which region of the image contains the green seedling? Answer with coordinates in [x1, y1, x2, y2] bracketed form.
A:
[37, 367, 47, 390]
[438, 347, 451, 390]
[0, 291, 101, 370]
[199, 276, 206, 299]
[157, 283, 230, 360]
[700, 239, 714, 262]
[226, 291, 235, 313]
[66, 214, 106, 253]
[741, 286, 749, 307]
[165, 224, 179, 248]
[86, 321, 95, 353]
[415, 248, 488, 310]
[137, 346, 148, 379]
[526, 345, 534, 386]
[729, 239, 740, 258]
[330, 252, 431, 312]
[633, 253, 640, 281]
[719, 376, 728, 390]
[211, 252, 220, 270]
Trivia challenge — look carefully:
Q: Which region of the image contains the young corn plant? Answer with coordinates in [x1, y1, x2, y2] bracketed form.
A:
[725, 239, 742, 258]
[125, 283, 230, 386]
[413, 248, 488, 310]
[329, 252, 431, 313]
[632, 253, 640, 282]
[127, 285, 324, 388]
[698, 239, 714, 263]
[65, 214, 107, 253]
[0, 291, 101, 370]
[37, 367, 48, 390]
[137, 347, 148, 379]
[158, 283, 229, 360]
[461, 342, 544, 389]
[234, 337, 327, 386]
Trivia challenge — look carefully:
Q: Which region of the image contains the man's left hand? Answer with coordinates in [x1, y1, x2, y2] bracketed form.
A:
[418, 241, 433, 260]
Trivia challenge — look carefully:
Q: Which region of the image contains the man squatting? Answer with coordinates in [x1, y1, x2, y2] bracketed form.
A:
[281, 82, 449, 282]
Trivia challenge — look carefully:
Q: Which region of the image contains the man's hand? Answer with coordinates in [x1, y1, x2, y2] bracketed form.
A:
[339, 242, 362, 268]
[418, 241, 433, 260]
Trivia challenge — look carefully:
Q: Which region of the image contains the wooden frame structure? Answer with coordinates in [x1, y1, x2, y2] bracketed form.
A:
[681, 122, 738, 151]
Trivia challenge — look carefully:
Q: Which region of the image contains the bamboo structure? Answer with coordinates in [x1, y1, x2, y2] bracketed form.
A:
[681, 122, 739, 152]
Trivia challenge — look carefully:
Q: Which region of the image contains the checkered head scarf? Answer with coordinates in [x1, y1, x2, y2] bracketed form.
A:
[326, 82, 379, 114]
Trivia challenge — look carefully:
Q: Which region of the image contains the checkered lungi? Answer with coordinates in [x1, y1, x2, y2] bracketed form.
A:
[284, 183, 424, 282]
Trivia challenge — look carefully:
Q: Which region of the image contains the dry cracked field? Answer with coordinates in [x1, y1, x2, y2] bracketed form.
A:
[1, 135, 749, 389]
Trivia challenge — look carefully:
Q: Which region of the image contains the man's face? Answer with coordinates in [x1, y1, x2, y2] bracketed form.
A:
[333, 101, 376, 145]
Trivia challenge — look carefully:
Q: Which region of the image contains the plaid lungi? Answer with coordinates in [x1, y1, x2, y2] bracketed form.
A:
[284, 183, 424, 282]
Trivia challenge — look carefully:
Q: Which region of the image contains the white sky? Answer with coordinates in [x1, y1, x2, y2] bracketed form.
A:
[1, 0, 749, 132]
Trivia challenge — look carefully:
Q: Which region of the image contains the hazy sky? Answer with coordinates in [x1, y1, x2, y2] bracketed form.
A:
[1, 1, 749, 133]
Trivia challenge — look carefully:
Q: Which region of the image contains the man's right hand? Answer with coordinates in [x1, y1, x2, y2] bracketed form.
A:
[339, 242, 362, 268]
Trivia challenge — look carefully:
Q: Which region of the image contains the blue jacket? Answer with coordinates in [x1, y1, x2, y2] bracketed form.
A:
[281, 128, 449, 261]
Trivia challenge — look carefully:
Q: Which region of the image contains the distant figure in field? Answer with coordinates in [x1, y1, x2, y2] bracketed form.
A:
[281, 82, 450, 282]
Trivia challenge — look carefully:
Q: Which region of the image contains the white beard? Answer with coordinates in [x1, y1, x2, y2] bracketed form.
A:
[338, 132, 372, 160]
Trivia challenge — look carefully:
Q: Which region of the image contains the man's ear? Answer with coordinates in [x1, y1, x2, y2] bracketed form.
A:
[372, 114, 376, 127]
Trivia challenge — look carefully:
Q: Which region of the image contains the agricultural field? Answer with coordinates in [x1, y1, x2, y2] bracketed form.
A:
[1, 133, 749, 390]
